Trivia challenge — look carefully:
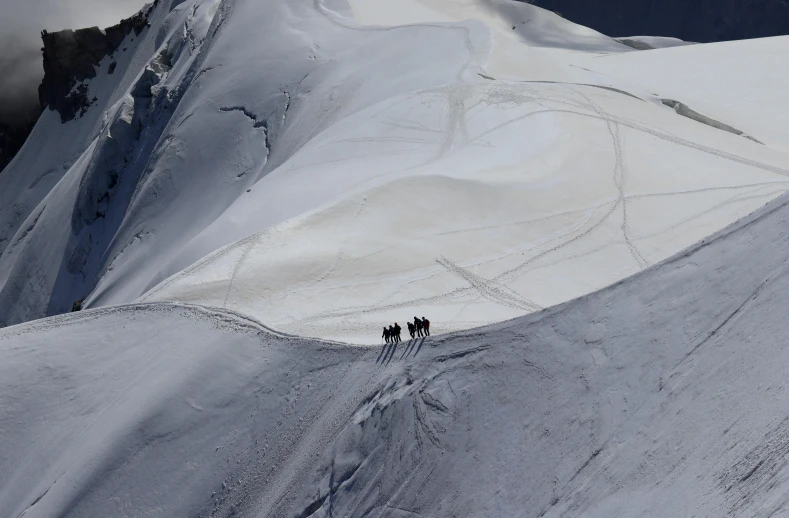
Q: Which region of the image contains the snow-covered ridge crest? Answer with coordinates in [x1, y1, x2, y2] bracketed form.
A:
[5, 1, 789, 516]
[0, 0, 225, 325]
[2, 0, 789, 347]
[5, 186, 789, 516]
[38, 1, 160, 123]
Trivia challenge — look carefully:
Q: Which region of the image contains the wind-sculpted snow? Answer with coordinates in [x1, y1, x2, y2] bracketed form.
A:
[4, 190, 789, 516]
[2, 0, 788, 344]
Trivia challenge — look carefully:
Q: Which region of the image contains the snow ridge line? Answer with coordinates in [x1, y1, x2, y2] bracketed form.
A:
[513, 193, 789, 343]
[657, 193, 789, 271]
[0, 300, 350, 347]
[8, 194, 789, 351]
[312, 0, 489, 81]
[455, 192, 789, 350]
[140, 103, 789, 341]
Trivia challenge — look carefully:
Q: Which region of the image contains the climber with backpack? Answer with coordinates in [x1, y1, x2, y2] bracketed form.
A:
[414, 316, 424, 337]
[422, 317, 430, 336]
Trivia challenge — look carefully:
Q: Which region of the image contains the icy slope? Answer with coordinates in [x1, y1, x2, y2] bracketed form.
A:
[0, 0, 224, 325]
[137, 1, 789, 343]
[0, 2, 168, 251]
[4, 185, 789, 517]
[2, 0, 789, 346]
[581, 36, 789, 154]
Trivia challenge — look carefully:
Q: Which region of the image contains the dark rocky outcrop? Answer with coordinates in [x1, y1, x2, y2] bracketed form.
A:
[38, 1, 158, 123]
[1, 2, 162, 173]
[0, 115, 38, 173]
[522, 0, 789, 42]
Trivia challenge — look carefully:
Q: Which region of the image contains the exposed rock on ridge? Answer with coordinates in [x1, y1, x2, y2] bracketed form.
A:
[38, 1, 159, 122]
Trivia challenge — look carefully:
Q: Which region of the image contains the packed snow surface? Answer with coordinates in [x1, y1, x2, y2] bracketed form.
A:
[4, 0, 789, 515]
[5, 171, 789, 517]
[1, 0, 789, 343]
[582, 36, 789, 153]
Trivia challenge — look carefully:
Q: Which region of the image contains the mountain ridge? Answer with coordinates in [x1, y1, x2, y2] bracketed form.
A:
[523, 0, 789, 43]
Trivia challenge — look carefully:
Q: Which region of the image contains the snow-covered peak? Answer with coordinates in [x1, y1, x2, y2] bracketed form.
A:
[1, 0, 789, 346]
[4, 1, 789, 516]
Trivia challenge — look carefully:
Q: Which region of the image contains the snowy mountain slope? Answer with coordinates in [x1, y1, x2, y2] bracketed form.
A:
[134, 0, 789, 343]
[0, 0, 490, 327]
[4, 181, 789, 517]
[6, 0, 789, 514]
[0, 0, 223, 324]
[580, 36, 789, 154]
[2, 0, 789, 346]
[0, 2, 168, 252]
[138, 75, 789, 343]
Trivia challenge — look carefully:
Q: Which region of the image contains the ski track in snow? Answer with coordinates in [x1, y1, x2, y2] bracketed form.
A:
[6, 3, 789, 512]
[141, 78, 789, 343]
[6, 0, 782, 343]
[8, 186, 789, 516]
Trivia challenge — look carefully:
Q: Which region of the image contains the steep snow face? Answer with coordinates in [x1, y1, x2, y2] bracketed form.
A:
[4, 190, 789, 517]
[0, 0, 224, 324]
[2, 0, 789, 344]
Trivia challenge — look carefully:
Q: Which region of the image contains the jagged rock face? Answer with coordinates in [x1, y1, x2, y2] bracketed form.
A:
[523, 0, 789, 42]
[0, 117, 37, 173]
[38, 3, 157, 122]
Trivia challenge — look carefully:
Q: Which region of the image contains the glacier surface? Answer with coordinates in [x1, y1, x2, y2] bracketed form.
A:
[2, 0, 789, 515]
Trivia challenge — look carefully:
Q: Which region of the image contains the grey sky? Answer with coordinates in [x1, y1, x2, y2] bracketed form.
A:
[0, 0, 147, 124]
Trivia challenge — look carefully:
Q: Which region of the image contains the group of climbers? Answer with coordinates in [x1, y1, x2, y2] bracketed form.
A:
[382, 316, 430, 343]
